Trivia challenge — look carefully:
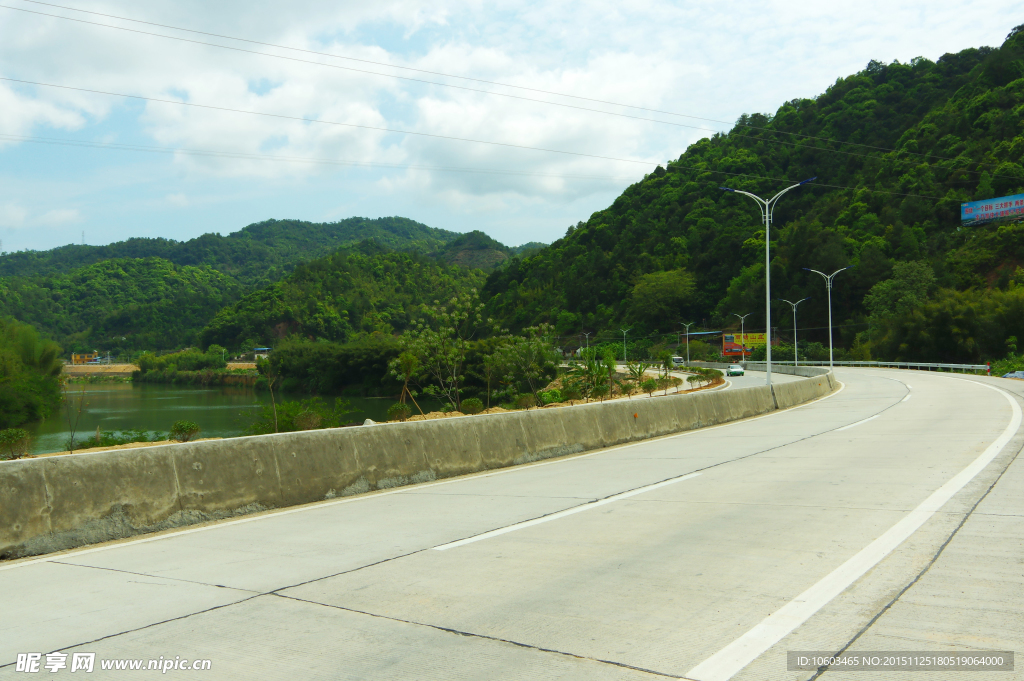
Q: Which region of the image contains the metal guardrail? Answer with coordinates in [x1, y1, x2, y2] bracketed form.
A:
[760, 360, 989, 373]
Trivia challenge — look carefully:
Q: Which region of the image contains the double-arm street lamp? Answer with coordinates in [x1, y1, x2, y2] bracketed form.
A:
[804, 267, 850, 369]
[731, 313, 751, 363]
[679, 322, 695, 365]
[721, 177, 816, 386]
[620, 328, 631, 363]
[779, 297, 810, 366]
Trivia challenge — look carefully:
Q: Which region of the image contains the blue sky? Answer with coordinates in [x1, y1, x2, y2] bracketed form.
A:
[0, 0, 1019, 252]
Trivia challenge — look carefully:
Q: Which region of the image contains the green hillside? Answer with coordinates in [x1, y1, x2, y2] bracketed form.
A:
[199, 241, 487, 351]
[0, 258, 242, 352]
[0, 216, 460, 288]
[482, 26, 1024, 363]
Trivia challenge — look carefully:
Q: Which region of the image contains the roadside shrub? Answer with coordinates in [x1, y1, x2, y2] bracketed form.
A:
[515, 393, 537, 409]
[591, 384, 609, 401]
[641, 378, 658, 396]
[0, 428, 30, 460]
[294, 410, 323, 430]
[387, 402, 413, 422]
[247, 397, 351, 435]
[538, 389, 562, 405]
[562, 386, 582, 405]
[170, 420, 201, 442]
[460, 397, 484, 415]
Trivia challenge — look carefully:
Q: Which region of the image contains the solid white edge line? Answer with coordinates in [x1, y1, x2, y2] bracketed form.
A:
[432, 473, 702, 551]
[0, 376, 845, 573]
[835, 414, 881, 432]
[902, 393, 911, 402]
[685, 378, 1022, 681]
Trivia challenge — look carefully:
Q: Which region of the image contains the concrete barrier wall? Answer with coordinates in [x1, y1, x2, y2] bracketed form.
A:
[0, 371, 834, 560]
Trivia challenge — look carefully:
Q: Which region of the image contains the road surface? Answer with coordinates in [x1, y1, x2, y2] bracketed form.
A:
[1, 369, 1021, 680]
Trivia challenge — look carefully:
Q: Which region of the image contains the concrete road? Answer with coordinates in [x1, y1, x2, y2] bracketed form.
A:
[1, 369, 1022, 680]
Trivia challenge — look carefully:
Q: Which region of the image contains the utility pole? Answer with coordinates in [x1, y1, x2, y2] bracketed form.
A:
[805, 267, 851, 370]
[779, 297, 810, 366]
[620, 328, 631, 363]
[720, 176, 816, 386]
[732, 313, 751, 363]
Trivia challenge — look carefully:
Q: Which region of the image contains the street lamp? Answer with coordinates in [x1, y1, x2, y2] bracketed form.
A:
[804, 266, 850, 369]
[620, 328, 631, 363]
[731, 313, 751, 363]
[680, 322, 695, 365]
[779, 297, 810, 366]
[582, 331, 591, 352]
[721, 176, 816, 386]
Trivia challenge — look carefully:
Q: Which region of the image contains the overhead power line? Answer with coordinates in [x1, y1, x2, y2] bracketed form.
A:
[0, 76, 949, 201]
[4, 0, 1012, 177]
[0, 133, 640, 181]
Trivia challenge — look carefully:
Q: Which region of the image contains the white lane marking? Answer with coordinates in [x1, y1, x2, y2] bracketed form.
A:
[686, 379, 1021, 681]
[835, 414, 880, 431]
[902, 393, 911, 403]
[1, 380, 845, 573]
[433, 473, 702, 551]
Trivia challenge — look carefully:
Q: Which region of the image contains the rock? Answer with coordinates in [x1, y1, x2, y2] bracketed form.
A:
[363, 418, 376, 426]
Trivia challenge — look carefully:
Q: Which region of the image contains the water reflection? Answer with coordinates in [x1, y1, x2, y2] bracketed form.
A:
[25, 384, 421, 455]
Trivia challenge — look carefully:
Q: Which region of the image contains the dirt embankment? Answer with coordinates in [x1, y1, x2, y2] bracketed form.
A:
[63, 364, 138, 376]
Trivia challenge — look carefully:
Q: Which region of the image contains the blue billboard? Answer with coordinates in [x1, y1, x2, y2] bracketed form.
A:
[961, 193, 1024, 225]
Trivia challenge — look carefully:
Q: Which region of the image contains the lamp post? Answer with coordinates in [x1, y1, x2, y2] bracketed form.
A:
[804, 266, 850, 370]
[731, 313, 751, 363]
[779, 297, 810, 366]
[582, 331, 591, 353]
[681, 322, 695, 365]
[721, 176, 816, 386]
[620, 328, 631, 364]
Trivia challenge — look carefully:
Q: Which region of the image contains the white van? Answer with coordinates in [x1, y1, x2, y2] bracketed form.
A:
[671, 356, 685, 367]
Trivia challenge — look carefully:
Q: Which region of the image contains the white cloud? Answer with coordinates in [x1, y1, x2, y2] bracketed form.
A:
[0, 202, 79, 228]
[0, 0, 1019, 248]
[37, 208, 81, 225]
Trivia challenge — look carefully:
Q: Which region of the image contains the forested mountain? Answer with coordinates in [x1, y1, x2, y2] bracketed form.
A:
[199, 241, 487, 350]
[0, 258, 241, 351]
[481, 25, 1024, 362]
[0, 217, 460, 288]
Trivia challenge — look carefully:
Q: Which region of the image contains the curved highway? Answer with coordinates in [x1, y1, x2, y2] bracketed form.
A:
[1, 369, 1022, 680]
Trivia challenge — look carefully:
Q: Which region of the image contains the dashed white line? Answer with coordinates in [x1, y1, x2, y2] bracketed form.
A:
[835, 414, 880, 431]
[432, 472, 702, 551]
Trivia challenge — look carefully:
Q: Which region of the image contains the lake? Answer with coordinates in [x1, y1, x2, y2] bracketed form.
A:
[25, 383, 421, 456]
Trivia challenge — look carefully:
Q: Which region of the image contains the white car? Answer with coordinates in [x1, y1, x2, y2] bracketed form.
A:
[726, 364, 745, 376]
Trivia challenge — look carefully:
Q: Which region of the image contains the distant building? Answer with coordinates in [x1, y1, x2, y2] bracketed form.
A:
[254, 347, 271, 359]
[71, 352, 99, 365]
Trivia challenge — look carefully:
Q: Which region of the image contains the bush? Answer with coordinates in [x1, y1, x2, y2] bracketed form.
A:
[247, 397, 352, 435]
[515, 393, 537, 409]
[387, 402, 413, 422]
[170, 420, 201, 442]
[538, 389, 562, 405]
[641, 378, 658, 396]
[562, 385, 582, 404]
[0, 428, 30, 460]
[460, 397, 484, 415]
[591, 384, 609, 400]
[137, 348, 227, 374]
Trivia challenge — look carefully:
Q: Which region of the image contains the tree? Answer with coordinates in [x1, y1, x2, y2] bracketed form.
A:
[627, 269, 696, 325]
[401, 292, 488, 410]
[256, 357, 280, 433]
[492, 325, 560, 402]
[388, 351, 424, 415]
[864, 261, 936, 319]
